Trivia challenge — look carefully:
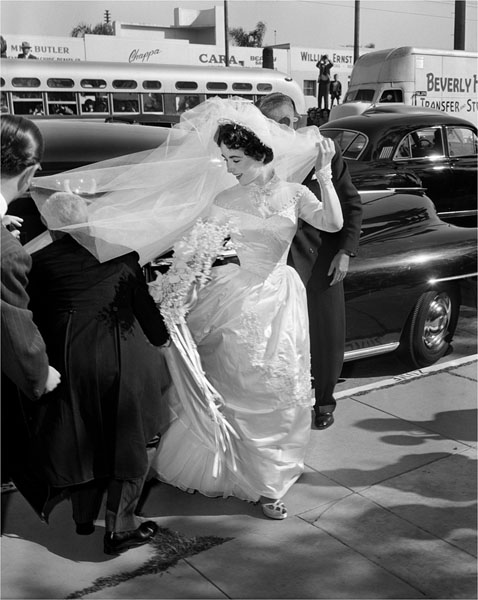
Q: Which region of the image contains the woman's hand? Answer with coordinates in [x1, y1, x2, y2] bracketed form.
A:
[315, 137, 336, 174]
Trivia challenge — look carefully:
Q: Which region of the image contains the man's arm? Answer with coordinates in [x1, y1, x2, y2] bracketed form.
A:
[1, 235, 50, 400]
[330, 141, 363, 256]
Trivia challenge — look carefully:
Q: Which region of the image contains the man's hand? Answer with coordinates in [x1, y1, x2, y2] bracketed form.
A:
[328, 250, 350, 286]
[44, 366, 61, 393]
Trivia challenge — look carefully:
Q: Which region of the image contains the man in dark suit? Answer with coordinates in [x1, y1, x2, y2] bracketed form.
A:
[257, 93, 363, 429]
[1, 114, 61, 492]
[26, 192, 171, 554]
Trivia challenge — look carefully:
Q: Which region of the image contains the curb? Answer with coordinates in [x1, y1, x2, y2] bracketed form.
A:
[335, 354, 478, 400]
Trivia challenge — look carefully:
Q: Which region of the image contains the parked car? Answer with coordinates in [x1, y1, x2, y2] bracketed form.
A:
[7, 119, 477, 368]
[321, 106, 478, 227]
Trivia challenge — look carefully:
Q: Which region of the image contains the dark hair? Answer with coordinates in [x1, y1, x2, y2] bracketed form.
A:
[1, 115, 44, 177]
[215, 122, 273, 164]
[256, 92, 296, 117]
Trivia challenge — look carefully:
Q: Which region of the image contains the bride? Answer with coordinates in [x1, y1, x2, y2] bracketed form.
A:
[30, 98, 343, 520]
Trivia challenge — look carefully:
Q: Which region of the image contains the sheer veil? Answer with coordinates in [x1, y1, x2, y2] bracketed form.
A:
[29, 97, 323, 265]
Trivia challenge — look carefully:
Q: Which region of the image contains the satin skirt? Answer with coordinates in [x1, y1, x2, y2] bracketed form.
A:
[151, 263, 313, 501]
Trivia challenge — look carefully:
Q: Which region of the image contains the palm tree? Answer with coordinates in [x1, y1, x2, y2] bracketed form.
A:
[229, 21, 266, 47]
[71, 23, 93, 38]
[71, 22, 114, 37]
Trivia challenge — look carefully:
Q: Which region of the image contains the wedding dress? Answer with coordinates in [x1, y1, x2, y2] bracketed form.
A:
[151, 172, 337, 502]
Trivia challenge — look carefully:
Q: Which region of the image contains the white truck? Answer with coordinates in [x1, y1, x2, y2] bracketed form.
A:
[330, 47, 478, 125]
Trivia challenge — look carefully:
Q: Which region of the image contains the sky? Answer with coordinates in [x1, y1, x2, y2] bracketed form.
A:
[0, 0, 477, 52]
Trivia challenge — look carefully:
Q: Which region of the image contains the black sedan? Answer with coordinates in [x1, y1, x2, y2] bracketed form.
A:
[321, 106, 478, 227]
[8, 119, 477, 369]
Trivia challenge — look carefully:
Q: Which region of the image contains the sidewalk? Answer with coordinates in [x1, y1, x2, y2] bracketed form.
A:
[2, 356, 477, 600]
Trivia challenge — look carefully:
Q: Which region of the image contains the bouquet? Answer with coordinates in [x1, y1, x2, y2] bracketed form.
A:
[148, 218, 239, 477]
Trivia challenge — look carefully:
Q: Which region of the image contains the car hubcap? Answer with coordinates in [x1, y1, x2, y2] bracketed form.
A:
[422, 293, 451, 350]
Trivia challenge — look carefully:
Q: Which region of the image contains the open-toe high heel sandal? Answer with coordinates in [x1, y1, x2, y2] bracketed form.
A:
[261, 499, 287, 520]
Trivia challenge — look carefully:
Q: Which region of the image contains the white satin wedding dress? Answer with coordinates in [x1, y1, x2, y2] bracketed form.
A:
[151, 173, 333, 502]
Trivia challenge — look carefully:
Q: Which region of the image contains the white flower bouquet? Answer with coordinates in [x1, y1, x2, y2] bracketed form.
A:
[148, 218, 239, 477]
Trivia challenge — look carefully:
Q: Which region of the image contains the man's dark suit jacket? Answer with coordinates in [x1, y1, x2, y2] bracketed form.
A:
[288, 142, 363, 289]
[1, 226, 48, 399]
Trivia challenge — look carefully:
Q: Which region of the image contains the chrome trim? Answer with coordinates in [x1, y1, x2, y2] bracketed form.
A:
[429, 272, 478, 284]
[438, 209, 477, 218]
[344, 342, 400, 362]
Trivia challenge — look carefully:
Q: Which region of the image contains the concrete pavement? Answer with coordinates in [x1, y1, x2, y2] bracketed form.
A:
[2, 356, 477, 599]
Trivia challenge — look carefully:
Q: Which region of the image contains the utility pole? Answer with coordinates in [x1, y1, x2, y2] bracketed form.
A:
[104, 9, 111, 24]
[454, 0, 466, 50]
[224, 0, 230, 67]
[353, 0, 360, 63]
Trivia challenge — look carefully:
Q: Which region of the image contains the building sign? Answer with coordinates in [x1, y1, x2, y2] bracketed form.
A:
[85, 35, 289, 72]
[3, 35, 84, 61]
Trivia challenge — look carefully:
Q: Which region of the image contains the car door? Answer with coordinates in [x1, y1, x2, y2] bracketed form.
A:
[393, 126, 454, 216]
[443, 125, 478, 225]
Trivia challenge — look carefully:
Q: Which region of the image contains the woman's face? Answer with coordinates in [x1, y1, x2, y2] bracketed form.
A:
[220, 143, 265, 186]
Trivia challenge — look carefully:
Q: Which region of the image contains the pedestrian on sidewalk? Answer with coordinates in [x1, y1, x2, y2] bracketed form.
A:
[257, 92, 363, 429]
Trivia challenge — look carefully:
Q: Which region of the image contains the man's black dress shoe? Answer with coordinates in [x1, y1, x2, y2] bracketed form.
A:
[315, 412, 335, 429]
[104, 521, 158, 555]
[76, 522, 95, 535]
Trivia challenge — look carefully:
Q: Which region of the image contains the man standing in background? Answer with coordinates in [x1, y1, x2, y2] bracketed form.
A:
[316, 54, 334, 110]
[330, 74, 342, 108]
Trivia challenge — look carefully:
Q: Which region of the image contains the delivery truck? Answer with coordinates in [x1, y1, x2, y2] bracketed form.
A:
[330, 47, 478, 124]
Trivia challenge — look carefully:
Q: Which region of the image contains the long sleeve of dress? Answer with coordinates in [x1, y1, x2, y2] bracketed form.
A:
[298, 175, 343, 233]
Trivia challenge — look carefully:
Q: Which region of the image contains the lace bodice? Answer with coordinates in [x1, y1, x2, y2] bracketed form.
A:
[210, 174, 328, 278]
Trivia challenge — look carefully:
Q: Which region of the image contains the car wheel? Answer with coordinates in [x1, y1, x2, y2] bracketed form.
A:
[399, 287, 460, 368]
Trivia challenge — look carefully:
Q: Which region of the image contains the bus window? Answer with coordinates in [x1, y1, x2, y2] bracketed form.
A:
[142, 93, 164, 113]
[232, 82, 253, 92]
[113, 80, 137, 89]
[80, 93, 109, 114]
[112, 92, 139, 113]
[46, 91, 78, 115]
[12, 91, 43, 115]
[47, 78, 74, 88]
[143, 80, 162, 90]
[1, 92, 9, 113]
[176, 95, 201, 113]
[206, 82, 227, 91]
[12, 77, 40, 88]
[81, 79, 107, 89]
[176, 82, 199, 91]
[257, 83, 273, 93]
[379, 89, 403, 103]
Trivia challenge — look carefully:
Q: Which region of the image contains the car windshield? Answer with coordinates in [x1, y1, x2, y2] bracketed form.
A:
[322, 129, 368, 159]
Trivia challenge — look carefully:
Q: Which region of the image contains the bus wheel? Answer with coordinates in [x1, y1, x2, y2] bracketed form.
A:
[398, 287, 460, 369]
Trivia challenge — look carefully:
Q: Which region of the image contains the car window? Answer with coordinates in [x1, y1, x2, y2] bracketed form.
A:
[394, 127, 444, 160]
[321, 129, 368, 160]
[446, 127, 478, 157]
[379, 89, 403, 103]
[354, 89, 375, 102]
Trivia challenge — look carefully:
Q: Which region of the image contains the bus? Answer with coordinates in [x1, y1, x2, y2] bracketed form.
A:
[330, 47, 478, 125]
[0, 58, 307, 126]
